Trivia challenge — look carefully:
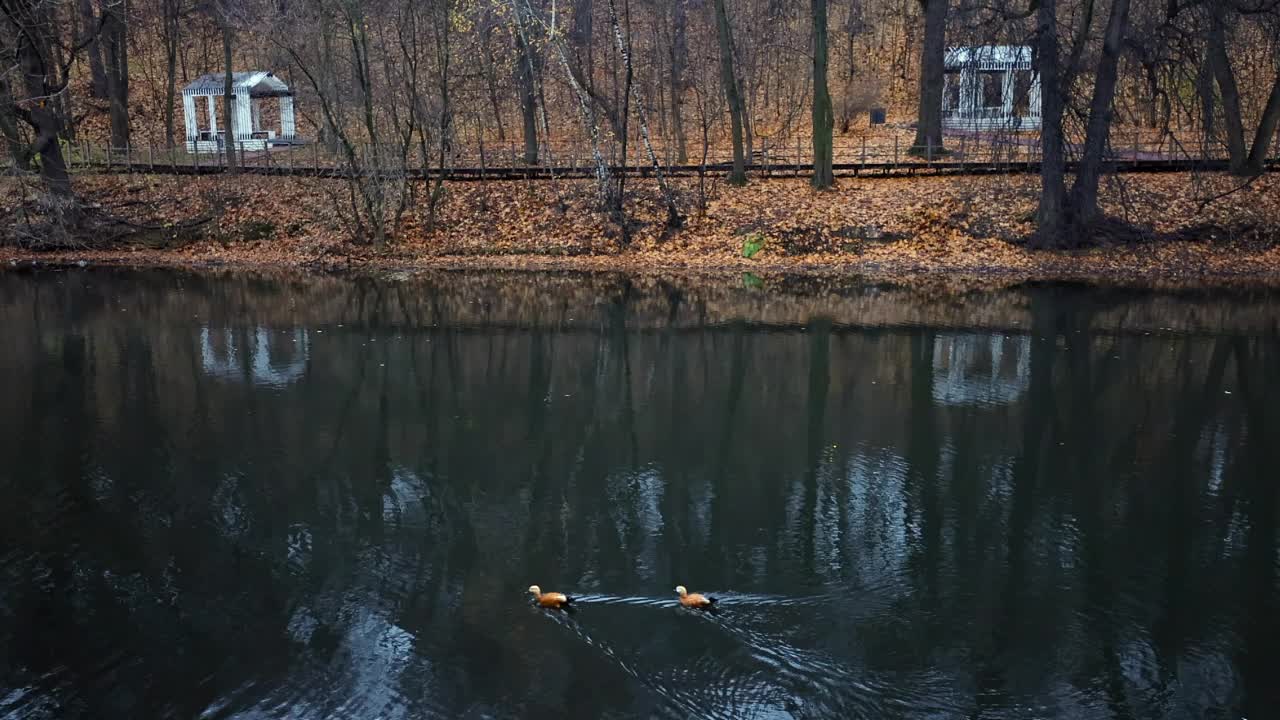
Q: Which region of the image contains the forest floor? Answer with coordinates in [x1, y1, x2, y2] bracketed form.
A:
[3, 170, 1280, 287]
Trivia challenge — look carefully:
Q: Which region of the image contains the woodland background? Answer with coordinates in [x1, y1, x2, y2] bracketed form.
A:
[1, 0, 1279, 254]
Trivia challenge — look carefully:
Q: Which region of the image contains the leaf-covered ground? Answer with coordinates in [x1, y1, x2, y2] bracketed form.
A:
[4, 170, 1280, 286]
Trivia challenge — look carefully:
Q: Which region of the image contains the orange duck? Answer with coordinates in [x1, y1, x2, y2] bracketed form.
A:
[675, 585, 717, 609]
[528, 585, 574, 609]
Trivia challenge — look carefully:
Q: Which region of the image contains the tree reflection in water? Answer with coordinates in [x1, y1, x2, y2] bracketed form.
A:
[0, 269, 1276, 719]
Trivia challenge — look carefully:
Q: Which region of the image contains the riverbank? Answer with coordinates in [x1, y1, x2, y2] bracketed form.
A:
[4, 171, 1280, 287]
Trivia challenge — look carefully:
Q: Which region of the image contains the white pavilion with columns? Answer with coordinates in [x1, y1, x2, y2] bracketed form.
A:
[182, 71, 297, 154]
[941, 46, 1041, 131]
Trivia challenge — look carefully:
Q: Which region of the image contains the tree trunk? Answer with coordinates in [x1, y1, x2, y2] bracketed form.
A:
[221, 12, 238, 175]
[318, 7, 341, 153]
[669, 0, 688, 163]
[103, 0, 130, 150]
[811, 0, 834, 188]
[480, 22, 506, 142]
[163, 0, 180, 147]
[1198, 54, 1215, 144]
[0, 77, 31, 170]
[1244, 76, 1280, 176]
[513, 4, 540, 165]
[1033, 0, 1068, 248]
[1207, 10, 1247, 174]
[546, 0, 614, 208]
[607, 0, 682, 229]
[1068, 0, 1130, 228]
[79, 0, 109, 99]
[14, 28, 72, 195]
[911, 0, 946, 155]
[713, 0, 746, 185]
[1143, 61, 1160, 129]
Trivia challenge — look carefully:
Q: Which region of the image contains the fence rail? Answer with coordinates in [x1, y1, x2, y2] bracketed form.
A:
[54, 131, 1280, 182]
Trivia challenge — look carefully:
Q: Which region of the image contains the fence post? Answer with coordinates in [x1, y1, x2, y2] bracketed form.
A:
[313, 141, 319, 173]
[126, 143, 132, 171]
[795, 136, 801, 176]
[147, 144, 154, 170]
[194, 146, 200, 173]
[894, 135, 899, 167]
[289, 146, 294, 175]
[926, 138, 932, 168]
[861, 136, 866, 173]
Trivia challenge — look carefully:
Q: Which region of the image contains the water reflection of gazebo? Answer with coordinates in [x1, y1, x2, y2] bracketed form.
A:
[932, 334, 1031, 406]
[200, 326, 309, 388]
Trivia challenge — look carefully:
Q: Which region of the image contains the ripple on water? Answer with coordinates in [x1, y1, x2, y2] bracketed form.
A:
[534, 589, 933, 719]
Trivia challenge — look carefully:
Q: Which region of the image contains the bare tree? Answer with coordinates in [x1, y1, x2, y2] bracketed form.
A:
[160, 0, 182, 146]
[103, 0, 130, 149]
[910, 0, 945, 155]
[713, 0, 747, 184]
[511, 0, 542, 164]
[1206, 1, 1280, 176]
[668, 0, 689, 162]
[1, 0, 78, 194]
[1033, 0, 1135, 247]
[79, 0, 110, 98]
[606, 0, 682, 228]
[812, 0, 834, 188]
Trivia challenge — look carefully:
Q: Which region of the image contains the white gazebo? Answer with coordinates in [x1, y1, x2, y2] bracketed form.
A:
[941, 46, 1041, 131]
[182, 71, 297, 154]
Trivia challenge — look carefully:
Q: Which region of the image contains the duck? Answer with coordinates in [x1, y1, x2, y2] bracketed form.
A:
[528, 585, 574, 609]
[675, 585, 717, 609]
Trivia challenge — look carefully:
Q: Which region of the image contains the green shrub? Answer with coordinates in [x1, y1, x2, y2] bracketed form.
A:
[742, 232, 767, 259]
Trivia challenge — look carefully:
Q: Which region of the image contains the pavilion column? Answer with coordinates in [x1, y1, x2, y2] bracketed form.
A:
[207, 96, 218, 135]
[1030, 74, 1043, 123]
[1002, 67, 1015, 121]
[280, 96, 296, 139]
[235, 92, 252, 141]
[182, 95, 198, 141]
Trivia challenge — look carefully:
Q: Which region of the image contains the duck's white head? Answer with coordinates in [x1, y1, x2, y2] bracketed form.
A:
[528, 585, 541, 596]
[674, 585, 687, 596]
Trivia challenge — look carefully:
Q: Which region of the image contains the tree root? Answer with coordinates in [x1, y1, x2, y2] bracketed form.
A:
[1, 186, 217, 250]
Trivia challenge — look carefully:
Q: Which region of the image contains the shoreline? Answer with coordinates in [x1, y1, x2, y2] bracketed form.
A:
[4, 171, 1280, 289]
[8, 248, 1280, 291]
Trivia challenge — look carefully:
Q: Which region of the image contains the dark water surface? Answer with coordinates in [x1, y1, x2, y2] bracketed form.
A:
[1, 268, 1278, 719]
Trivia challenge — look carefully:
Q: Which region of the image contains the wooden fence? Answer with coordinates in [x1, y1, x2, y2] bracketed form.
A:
[44, 130, 1280, 181]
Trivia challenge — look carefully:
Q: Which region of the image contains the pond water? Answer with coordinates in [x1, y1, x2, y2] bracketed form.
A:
[0, 268, 1277, 719]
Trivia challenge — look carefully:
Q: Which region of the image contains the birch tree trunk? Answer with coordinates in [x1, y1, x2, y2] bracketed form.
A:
[606, 0, 682, 228]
